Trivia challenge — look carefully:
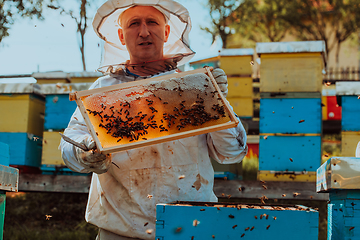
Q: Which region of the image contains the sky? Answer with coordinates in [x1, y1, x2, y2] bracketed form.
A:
[0, 0, 222, 79]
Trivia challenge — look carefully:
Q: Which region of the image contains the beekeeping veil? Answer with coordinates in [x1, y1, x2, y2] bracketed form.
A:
[92, 0, 195, 74]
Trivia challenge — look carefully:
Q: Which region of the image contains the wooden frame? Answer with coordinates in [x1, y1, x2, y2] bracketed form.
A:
[69, 67, 238, 154]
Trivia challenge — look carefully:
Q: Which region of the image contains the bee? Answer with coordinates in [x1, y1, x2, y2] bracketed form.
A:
[175, 227, 182, 233]
[212, 235, 215, 238]
[144, 222, 149, 226]
[191, 237, 194, 240]
[282, 194, 286, 197]
[266, 225, 270, 230]
[260, 215, 263, 219]
[349, 227, 355, 231]
[238, 187, 242, 192]
[145, 229, 153, 234]
[323, 153, 329, 157]
[147, 194, 153, 200]
[228, 214, 235, 219]
[324, 82, 331, 87]
[223, 176, 228, 180]
[200, 209, 205, 211]
[45, 214, 52, 220]
[178, 175, 185, 180]
[273, 216, 277, 220]
[289, 158, 293, 162]
[193, 219, 199, 227]
[232, 225, 237, 229]
[33, 137, 39, 141]
[299, 119, 305, 123]
[265, 214, 269, 219]
[245, 227, 250, 231]
[241, 233, 245, 238]
[260, 180, 266, 184]
[250, 226, 254, 231]
[237, 205, 241, 210]
[217, 207, 220, 211]
[262, 185, 267, 190]
[221, 193, 225, 197]
[254, 216, 258, 219]
[293, 192, 301, 197]
[263, 135, 268, 140]
[227, 194, 231, 199]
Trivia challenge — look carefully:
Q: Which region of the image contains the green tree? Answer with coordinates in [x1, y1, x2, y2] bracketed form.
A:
[283, 0, 360, 65]
[200, 0, 242, 48]
[0, 0, 51, 44]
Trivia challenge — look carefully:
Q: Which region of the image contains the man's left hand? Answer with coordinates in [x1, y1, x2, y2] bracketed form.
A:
[212, 68, 228, 98]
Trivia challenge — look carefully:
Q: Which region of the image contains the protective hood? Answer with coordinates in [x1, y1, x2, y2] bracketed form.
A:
[92, 0, 195, 72]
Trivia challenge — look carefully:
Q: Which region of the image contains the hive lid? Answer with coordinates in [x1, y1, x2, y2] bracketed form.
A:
[219, 48, 254, 57]
[317, 157, 360, 193]
[40, 83, 93, 94]
[0, 83, 42, 95]
[336, 81, 360, 96]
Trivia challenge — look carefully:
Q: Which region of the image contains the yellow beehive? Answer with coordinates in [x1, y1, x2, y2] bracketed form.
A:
[341, 131, 360, 157]
[256, 41, 326, 93]
[258, 170, 316, 182]
[0, 83, 45, 136]
[227, 77, 253, 98]
[41, 131, 64, 165]
[227, 97, 253, 118]
[219, 48, 253, 76]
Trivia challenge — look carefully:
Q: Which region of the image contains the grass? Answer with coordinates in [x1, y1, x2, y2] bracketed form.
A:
[4, 192, 98, 240]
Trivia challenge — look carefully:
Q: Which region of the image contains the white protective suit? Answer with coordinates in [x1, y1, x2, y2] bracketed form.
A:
[60, 70, 248, 240]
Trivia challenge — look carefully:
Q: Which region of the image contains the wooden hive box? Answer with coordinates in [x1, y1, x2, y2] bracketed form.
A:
[259, 135, 321, 173]
[69, 68, 238, 154]
[341, 131, 360, 157]
[256, 41, 326, 93]
[259, 93, 322, 134]
[41, 131, 63, 166]
[0, 132, 42, 167]
[41, 83, 93, 131]
[227, 97, 253, 119]
[155, 202, 319, 240]
[227, 76, 253, 98]
[336, 82, 360, 131]
[219, 48, 254, 76]
[0, 83, 45, 136]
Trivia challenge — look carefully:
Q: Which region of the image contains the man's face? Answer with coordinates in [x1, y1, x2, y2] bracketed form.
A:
[118, 6, 170, 64]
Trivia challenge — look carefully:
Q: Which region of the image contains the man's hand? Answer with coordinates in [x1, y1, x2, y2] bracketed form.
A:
[212, 68, 228, 98]
[74, 136, 112, 174]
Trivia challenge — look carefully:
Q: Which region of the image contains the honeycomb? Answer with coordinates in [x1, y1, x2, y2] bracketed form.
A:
[81, 73, 231, 149]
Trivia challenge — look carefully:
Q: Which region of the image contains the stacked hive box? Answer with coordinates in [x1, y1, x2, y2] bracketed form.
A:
[317, 157, 360, 239]
[219, 48, 254, 119]
[155, 202, 319, 239]
[256, 41, 326, 181]
[335, 82, 360, 156]
[40, 83, 92, 174]
[0, 83, 45, 172]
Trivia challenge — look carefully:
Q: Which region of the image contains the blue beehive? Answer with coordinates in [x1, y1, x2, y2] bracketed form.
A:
[155, 202, 319, 240]
[0, 132, 42, 167]
[0, 142, 9, 166]
[340, 96, 360, 132]
[259, 135, 321, 172]
[259, 97, 322, 134]
[41, 83, 92, 131]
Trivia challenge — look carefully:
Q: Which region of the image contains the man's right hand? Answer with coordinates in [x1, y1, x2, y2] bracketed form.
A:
[74, 136, 112, 174]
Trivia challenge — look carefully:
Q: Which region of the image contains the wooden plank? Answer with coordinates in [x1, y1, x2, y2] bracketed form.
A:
[17, 174, 329, 201]
[18, 174, 91, 193]
[68, 67, 238, 154]
[213, 179, 328, 201]
[0, 165, 18, 192]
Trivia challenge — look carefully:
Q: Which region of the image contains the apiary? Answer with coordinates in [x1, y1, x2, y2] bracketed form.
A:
[259, 93, 322, 134]
[0, 132, 42, 168]
[70, 67, 238, 154]
[256, 41, 326, 93]
[317, 157, 360, 239]
[219, 48, 253, 76]
[41, 83, 93, 131]
[155, 201, 319, 240]
[258, 135, 321, 173]
[0, 83, 45, 136]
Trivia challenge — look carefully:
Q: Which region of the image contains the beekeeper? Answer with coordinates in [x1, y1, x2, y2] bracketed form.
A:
[60, 0, 248, 239]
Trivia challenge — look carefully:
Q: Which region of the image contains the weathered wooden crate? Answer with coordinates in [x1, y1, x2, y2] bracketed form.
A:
[227, 77, 253, 98]
[0, 132, 42, 167]
[260, 94, 322, 134]
[0, 83, 45, 136]
[155, 201, 319, 240]
[41, 83, 92, 131]
[259, 135, 321, 172]
[341, 131, 360, 157]
[227, 97, 253, 118]
[256, 41, 326, 93]
[219, 48, 253, 76]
